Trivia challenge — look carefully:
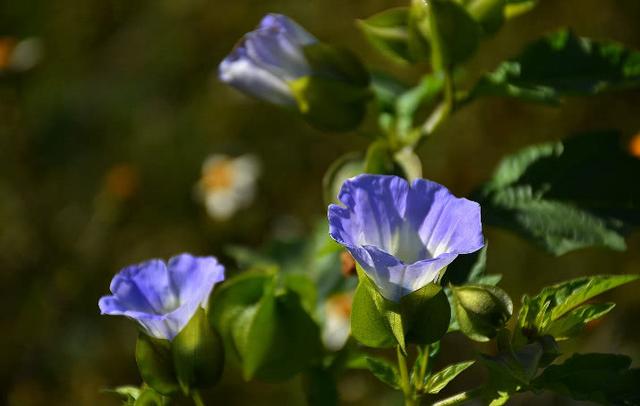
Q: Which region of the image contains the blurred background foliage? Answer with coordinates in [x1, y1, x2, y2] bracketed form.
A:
[1, 0, 639, 405]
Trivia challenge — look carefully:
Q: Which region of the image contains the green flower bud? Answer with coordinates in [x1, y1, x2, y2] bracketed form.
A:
[452, 284, 513, 342]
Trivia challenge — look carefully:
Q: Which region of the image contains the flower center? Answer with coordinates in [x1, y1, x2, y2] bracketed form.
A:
[202, 159, 235, 191]
[388, 221, 430, 264]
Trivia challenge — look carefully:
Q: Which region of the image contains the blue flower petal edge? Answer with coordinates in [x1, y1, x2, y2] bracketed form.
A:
[328, 175, 484, 302]
[98, 254, 225, 341]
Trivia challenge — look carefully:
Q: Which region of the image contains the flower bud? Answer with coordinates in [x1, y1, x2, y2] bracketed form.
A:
[451, 284, 513, 342]
[219, 14, 370, 132]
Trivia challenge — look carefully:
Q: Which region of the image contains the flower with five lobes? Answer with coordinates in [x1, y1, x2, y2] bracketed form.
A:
[99, 254, 225, 341]
[328, 175, 484, 302]
[219, 13, 317, 106]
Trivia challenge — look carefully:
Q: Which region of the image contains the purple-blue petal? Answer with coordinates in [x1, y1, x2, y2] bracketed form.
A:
[218, 13, 316, 106]
[167, 254, 225, 306]
[99, 254, 225, 340]
[328, 174, 484, 302]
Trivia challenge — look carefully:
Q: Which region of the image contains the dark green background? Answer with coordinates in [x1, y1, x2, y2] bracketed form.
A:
[1, 0, 639, 404]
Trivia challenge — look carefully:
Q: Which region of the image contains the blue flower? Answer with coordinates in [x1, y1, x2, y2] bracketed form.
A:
[99, 254, 225, 341]
[328, 175, 484, 302]
[219, 13, 316, 106]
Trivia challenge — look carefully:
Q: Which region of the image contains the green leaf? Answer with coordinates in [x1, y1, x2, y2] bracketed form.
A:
[429, 0, 481, 70]
[451, 284, 512, 342]
[546, 302, 616, 340]
[471, 29, 640, 103]
[424, 360, 475, 394]
[518, 274, 639, 337]
[370, 71, 411, 114]
[135, 334, 179, 396]
[401, 283, 451, 345]
[283, 272, 317, 314]
[395, 73, 444, 136]
[517, 275, 638, 345]
[477, 130, 640, 255]
[172, 308, 225, 394]
[350, 273, 397, 349]
[241, 287, 322, 381]
[533, 353, 640, 405]
[357, 7, 413, 63]
[364, 356, 401, 389]
[209, 270, 273, 358]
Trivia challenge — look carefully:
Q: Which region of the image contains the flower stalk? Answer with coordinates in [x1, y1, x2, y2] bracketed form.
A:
[397, 346, 416, 406]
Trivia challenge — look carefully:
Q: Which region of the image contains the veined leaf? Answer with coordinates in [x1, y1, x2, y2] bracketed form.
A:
[477, 130, 640, 255]
[471, 29, 640, 103]
[364, 356, 401, 389]
[517, 274, 639, 336]
[424, 360, 475, 394]
[546, 302, 616, 340]
[533, 353, 640, 405]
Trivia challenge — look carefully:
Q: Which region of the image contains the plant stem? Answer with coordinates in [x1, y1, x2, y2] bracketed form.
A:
[416, 67, 455, 144]
[191, 390, 206, 406]
[415, 344, 430, 392]
[397, 346, 416, 406]
[432, 387, 483, 406]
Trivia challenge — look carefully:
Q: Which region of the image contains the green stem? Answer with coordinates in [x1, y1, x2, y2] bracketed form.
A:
[415, 344, 430, 392]
[432, 387, 483, 406]
[397, 346, 416, 406]
[191, 390, 206, 406]
[415, 67, 455, 145]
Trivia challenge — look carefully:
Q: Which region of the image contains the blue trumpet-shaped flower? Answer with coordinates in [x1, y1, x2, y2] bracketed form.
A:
[328, 175, 484, 302]
[219, 13, 316, 106]
[99, 254, 225, 341]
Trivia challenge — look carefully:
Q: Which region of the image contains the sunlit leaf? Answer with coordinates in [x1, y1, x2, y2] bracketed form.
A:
[424, 360, 475, 394]
[472, 29, 640, 103]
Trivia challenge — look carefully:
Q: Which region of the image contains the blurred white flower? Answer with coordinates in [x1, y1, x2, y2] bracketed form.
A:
[196, 154, 260, 221]
[0, 37, 43, 72]
[322, 292, 353, 351]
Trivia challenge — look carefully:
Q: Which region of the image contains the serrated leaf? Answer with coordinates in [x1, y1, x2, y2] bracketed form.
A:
[424, 360, 475, 394]
[364, 356, 401, 389]
[471, 29, 640, 103]
[477, 130, 640, 255]
[518, 274, 639, 337]
[533, 353, 640, 405]
[546, 302, 616, 340]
